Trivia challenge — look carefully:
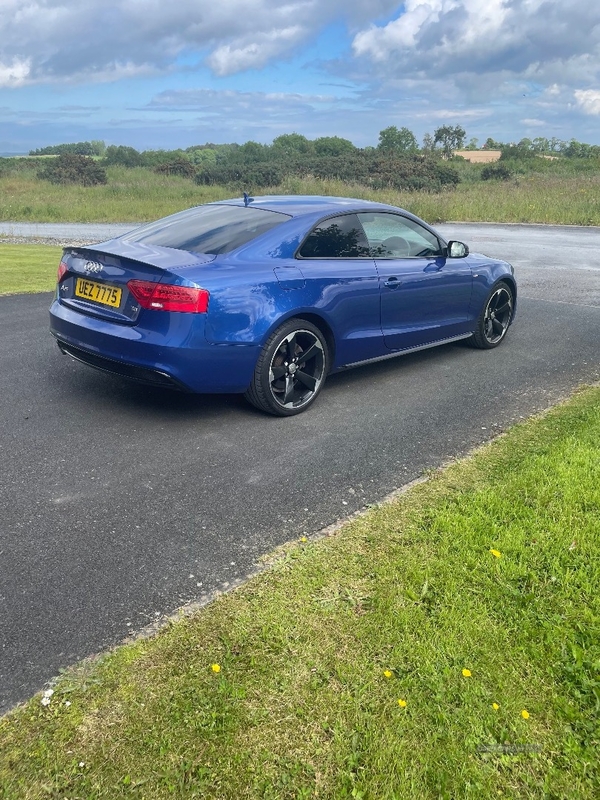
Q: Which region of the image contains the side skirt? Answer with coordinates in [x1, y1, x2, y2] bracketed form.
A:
[338, 333, 473, 370]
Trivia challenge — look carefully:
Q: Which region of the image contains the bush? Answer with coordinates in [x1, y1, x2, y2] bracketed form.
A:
[196, 163, 283, 189]
[481, 163, 512, 181]
[38, 154, 107, 186]
[104, 145, 143, 168]
[499, 145, 537, 161]
[153, 158, 197, 179]
[195, 152, 459, 193]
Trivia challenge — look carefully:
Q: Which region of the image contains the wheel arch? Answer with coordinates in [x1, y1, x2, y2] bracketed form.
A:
[263, 310, 336, 369]
[494, 274, 518, 321]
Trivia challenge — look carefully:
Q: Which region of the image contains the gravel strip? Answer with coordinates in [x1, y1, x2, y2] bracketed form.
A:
[0, 236, 97, 246]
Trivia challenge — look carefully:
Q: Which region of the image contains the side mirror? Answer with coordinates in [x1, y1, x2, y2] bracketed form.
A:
[447, 240, 469, 258]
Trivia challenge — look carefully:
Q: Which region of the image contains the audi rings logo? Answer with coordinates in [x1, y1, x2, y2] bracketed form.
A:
[84, 261, 103, 274]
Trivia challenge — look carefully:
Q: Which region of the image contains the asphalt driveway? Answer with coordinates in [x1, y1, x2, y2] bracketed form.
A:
[1, 223, 599, 713]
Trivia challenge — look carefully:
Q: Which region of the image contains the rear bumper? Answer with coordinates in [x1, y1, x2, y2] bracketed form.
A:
[49, 299, 259, 393]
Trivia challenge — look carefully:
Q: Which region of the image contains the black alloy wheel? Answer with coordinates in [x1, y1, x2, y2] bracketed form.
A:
[245, 319, 328, 416]
[469, 281, 514, 349]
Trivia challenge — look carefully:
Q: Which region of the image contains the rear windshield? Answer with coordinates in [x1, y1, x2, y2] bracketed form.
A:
[120, 204, 290, 255]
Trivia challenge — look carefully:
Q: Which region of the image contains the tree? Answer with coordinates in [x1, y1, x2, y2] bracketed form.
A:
[187, 148, 218, 166]
[236, 141, 269, 163]
[313, 136, 356, 157]
[104, 145, 143, 167]
[421, 132, 435, 153]
[433, 125, 467, 158]
[271, 133, 313, 156]
[482, 137, 504, 150]
[29, 141, 97, 156]
[465, 137, 479, 150]
[377, 126, 418, 154]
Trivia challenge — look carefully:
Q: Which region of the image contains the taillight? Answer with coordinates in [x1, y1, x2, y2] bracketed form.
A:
[57, 261, 68, 283]
[127, 280, 209, 313]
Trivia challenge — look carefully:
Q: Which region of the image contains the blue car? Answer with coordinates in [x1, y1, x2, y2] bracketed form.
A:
[50, 195, 516, 416]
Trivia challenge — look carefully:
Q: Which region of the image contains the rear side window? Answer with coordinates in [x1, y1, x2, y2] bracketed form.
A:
[298, 214, 371, 258]
[120, 204, 290, 255]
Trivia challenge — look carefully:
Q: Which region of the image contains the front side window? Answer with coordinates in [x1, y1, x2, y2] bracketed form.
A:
[298, 214, 371, 258]
[358, 213, 443, 258]
[120, 204, 290, 255]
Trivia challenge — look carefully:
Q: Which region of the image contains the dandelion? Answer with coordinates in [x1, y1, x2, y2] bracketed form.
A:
[521, 709, 530, 719]
[383, 670, 393, 679]
[397, 699, 407, 708]
[489, 549, 502, 558]
[300, 536, 307, 543]
[211, 663, 221, 674]
[462, 668, 472, 678]
[492, 703, 500, 711]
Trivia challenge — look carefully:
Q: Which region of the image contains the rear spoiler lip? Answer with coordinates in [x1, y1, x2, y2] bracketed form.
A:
[64, 238, 217, 271]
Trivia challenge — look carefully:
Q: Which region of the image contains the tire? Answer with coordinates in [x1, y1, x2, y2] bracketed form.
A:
[468, 281, 514, 349]
[244, 319, 329, 416]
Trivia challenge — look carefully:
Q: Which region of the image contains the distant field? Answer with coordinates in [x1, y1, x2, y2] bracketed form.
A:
[454, 150, 502, 163]
[1, 163, 600, 226]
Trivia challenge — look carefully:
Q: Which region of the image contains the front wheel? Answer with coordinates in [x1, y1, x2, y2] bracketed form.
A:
[469, 281, 514, 349]
[244, 319, 329, 416]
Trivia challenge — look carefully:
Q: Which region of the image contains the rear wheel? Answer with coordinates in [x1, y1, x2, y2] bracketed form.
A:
[244, 319, 328, 416]
[469, 281, 514, 349]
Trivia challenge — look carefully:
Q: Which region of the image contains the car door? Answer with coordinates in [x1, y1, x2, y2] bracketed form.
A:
[358, 212, 473, 351]
[296, 213, 383, 366]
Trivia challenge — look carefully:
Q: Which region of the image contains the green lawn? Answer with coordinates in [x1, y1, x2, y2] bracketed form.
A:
[1, 386, 598, 799]
[0, 244, 62, 294]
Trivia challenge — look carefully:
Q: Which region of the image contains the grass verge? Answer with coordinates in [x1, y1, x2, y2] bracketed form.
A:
[1, 387, 599, 799]
[1, 166, 600, 225]
[0, 244, 62, 295]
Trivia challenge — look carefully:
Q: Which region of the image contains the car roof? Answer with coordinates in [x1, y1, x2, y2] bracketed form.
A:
[212, 195, 411, 219]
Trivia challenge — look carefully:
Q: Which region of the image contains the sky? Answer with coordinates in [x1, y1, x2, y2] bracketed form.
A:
[1, 0, 599, 154]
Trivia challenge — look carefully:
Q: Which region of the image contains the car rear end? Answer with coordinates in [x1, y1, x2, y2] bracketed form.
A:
[49, 243, 258, 393]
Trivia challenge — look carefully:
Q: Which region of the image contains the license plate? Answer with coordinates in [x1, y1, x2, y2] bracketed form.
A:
[75, 277, 122, 308]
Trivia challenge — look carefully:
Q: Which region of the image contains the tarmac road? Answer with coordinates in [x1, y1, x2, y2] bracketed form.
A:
[1, 223, 599, 714]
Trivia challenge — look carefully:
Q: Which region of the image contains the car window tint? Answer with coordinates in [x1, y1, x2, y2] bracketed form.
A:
[358, 212, 443, 258]
[119, 204, 290, 255]
[299, 214, 371, 258]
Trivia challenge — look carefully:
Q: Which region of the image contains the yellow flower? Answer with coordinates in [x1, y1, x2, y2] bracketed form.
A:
[397, 699, 407, 708]
[383, 670, 393, 679]
[521, 709, 530, 719]
[300, 536, 308, 542]
[462, 668, 472, 677]
[211, 663, 221, 674]
[492, 703, 500, 711]
[489, 549, 502, 558]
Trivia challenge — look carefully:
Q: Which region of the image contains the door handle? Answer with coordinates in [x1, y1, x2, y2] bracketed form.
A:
[384, 277, 402, 289]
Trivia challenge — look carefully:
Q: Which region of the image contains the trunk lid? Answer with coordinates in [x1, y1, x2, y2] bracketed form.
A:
[56, 240, 216, 324]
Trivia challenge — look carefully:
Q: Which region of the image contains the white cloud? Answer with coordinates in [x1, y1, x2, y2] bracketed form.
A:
[207, 26, 305, 75]
[575, 89, 600, 115]
[0, 0, 399, 84]
[352, 0, 600, 92]
[412, 107, 490, 120]
[0, 57, 31, 87]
